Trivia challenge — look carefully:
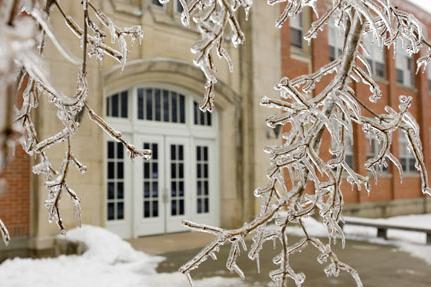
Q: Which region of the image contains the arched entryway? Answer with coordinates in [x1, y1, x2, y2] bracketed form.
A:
[104, 85, 219, 237]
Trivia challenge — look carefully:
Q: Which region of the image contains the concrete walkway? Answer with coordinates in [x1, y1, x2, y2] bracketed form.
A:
[129, 231, 431, 286]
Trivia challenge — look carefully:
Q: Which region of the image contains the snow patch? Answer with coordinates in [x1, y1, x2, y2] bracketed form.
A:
[0, 225, 242, 287]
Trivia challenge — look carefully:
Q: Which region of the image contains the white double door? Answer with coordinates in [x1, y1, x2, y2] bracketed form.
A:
[133, 134, 215, 236]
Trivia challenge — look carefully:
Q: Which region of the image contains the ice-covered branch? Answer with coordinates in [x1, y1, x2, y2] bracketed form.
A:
[180, 1, 431, 286]
[0, 0, 146, 244]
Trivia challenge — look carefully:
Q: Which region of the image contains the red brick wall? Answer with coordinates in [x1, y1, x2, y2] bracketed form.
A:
[280, 2, 431, 205]
[0, 146, 30, 238]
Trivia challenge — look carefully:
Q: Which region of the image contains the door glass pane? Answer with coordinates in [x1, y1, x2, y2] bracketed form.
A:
[196, 145, 210, 214]
[170, 144, 185, 216]
[143, 142, 159, 218]
[106, 141, 125, 221]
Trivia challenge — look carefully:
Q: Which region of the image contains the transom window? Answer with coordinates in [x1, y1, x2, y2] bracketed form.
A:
[106, 91, 128, 118]
[137, 88, 186, 123]
[193, 101, 212, 126]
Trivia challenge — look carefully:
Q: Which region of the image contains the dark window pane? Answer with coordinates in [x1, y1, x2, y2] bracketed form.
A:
[401, 158, 407, 172]
[396, 69, 404, 84]
[329, 46, 336, 62]
[152, 201, 158, 217]
[108, 142, 115, 159]
[171, 200, 177, 216]
[163, 90, 170, 122]
[106, 97, 111, 116]
[204, 198, 209, 213]
[179, 163, 184, 178]
[108, 182, 115, 199]
[138, 89, 144, 119]
[152, 143, 158, 160]
[171, 145, 176, 160]
[197, 198, 202, 213]
[121, 91, 128, 118]
[194, 102, 198, 125]
[155, 89, 161, 121]
[290, 28, 303, 49]
[117, 162, 124, 178]
[144, 143, 150, 150]
[179, 95, 185, 123]
[117, 143, 124, 159]
[152, 182, 158, 197]
[203, 147, 208, 161]
[112, 94, 119, 117]
[179, 181, 184, 196]
[117, 182, 124, 199]
[178, 145, 184, 160]
[171, 163, 176, 178]
[146, 89, 153, 120]
[144, 162, 150, 179]
[376, 62, 385, 78]
[200, 109, 205, 125]
[179, 199, 184, 215]
[108, 162, 115, 179]
[197, 146, 201, 161]
[197, 181, 202, 195]
[204, 181, 209, 195]
[207, 112, 212, 126]
[152, 162, 158, 179]
[197, 163, 201, 178]
[204, 164, 208, 178]
[144, 201, 150, 218]
[171, 182, 177, 197]
[117, 202, 124, 219]
[409, 159, 416, 171]
[144, 182, 150, 198]
[172, 92, 178, 122]
[108, 202, 115, 220]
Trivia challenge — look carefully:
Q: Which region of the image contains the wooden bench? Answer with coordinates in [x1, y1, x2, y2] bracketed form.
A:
[341, 219, 431, 245]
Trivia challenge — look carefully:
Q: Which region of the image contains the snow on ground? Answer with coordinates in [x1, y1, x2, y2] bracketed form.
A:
[0, 225, 241, 287]
[287, 214, 431, 265]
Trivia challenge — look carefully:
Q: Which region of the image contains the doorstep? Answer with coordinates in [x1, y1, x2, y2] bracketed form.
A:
[127, 231, 214, 255]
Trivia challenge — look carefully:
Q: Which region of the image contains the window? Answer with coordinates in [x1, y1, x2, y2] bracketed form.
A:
[345, 137, 354, 169]
[193, 101, 212, 126]
[367, 138, 388, 172]
[328, 19, 344, 61]
[363, 35, 386, 79]
[106, 91, 128, 118]
[290, 14, 304, 49]
[399, 132, 416, 173]
[107, 141, 125, 221]
[196, 146, 209, 214]
[395, 41, 415, 87]
[137, 88, 186, 123]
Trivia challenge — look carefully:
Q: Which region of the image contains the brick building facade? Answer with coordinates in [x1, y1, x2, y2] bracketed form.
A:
[281, 0, 431, 216]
